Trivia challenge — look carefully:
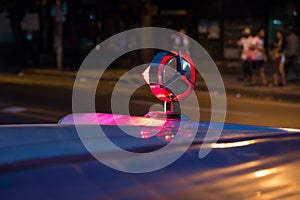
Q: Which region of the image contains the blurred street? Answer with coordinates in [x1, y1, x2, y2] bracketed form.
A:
[0, 62, 300, 128]
[0, 0, 299, 128]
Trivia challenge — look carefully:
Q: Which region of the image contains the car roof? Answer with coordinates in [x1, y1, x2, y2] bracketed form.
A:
[1, 114, 300, 199]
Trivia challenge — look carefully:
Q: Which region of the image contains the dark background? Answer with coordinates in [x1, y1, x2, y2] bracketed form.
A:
[0, 0, 299, 70]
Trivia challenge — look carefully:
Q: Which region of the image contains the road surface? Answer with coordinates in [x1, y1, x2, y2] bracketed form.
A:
[0, 82, 299, 129]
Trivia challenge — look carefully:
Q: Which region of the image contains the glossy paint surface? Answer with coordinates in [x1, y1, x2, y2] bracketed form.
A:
[1, 113, 300, 199]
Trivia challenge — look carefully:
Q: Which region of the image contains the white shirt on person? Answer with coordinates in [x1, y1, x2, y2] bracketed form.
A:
[237, 36, 253, 60]
[251, 36, 264, 61]
[171, 33, 190, 55]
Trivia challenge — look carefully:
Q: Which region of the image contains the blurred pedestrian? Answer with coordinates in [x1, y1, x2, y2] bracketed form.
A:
[270, 29, 286, 86]
[250, 28, 268, 86]
[237, 27, 253, 83]
[285, 26, 300, 82]
[171, 28, 190, 55]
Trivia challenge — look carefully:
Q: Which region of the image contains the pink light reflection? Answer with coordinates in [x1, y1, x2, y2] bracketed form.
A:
[60, 113, 166, 126]
[59, 113, 198, 142]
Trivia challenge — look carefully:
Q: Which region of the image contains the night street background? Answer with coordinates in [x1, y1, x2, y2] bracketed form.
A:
[0, 71, 300, 128]
[0, 0, 299, 128]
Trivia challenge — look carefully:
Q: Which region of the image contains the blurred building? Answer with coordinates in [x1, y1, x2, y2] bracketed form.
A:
[0, 0, 299, 69]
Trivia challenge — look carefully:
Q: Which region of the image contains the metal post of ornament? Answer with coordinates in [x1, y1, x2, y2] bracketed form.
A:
[164, 99, 180, 118]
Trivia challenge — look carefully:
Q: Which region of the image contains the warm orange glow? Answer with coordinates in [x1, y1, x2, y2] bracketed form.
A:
[279, 128, 300, 132]
[165, 134, 175, 141]
[211, 140, 255, 149]
[254, 169, 277, 178]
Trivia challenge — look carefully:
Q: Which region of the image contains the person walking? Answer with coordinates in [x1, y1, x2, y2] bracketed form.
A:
[237, 27, 253, 83]
[171, 28, 190, 55]
[285, 26, 300, 82]
[271, 29, 286, 86]
[250, 28, 268, 86]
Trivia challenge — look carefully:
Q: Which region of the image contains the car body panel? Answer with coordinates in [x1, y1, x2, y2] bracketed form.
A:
[1, 113, 300, 199]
